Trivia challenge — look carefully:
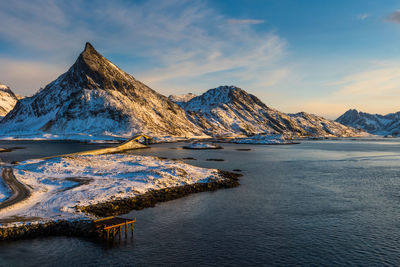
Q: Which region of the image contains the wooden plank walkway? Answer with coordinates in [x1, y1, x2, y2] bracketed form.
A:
[93, 216, 136, 241]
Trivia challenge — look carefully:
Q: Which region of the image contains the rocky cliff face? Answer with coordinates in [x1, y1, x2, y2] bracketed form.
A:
[180, 85, 364, 137]
[0, 84, 18, 118]
[0, 43, 204, 137]
[336, 109, 400, 136]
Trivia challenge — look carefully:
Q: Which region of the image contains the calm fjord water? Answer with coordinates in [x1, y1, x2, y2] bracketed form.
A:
[1, 139, 400, 266]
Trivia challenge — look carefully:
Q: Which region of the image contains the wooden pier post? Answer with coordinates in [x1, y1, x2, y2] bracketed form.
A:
[125, 222, 128, 239]
[93, 217, 136, 241]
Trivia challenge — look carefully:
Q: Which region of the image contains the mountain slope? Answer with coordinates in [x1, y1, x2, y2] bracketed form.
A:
[0, 43, 204, 138]
[181, 85, 364, 137]
[289, 112, 365, 137]
[168, 93, 197, 107]
[336, 109, 400, 136]
[0, 84, 18, 118]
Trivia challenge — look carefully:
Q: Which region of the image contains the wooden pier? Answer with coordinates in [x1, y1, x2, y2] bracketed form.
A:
[93, 216, 136, 241]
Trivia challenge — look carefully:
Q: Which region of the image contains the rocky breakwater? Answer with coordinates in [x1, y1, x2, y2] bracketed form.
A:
[77, 170, 241, 217]
[0, 168, 241, 241]
[0, 220, 96, 241]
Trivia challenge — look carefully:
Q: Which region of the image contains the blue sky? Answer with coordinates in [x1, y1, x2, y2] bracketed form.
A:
[1, 0, 400, 118]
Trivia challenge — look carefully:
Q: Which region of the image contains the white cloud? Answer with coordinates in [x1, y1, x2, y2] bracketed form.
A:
[357, 13, 369, 20]
[0, 0, 290, 97]
[290, 62, 400, 119]
[334, 66, 400, 97]
[227, 19, 265, 25]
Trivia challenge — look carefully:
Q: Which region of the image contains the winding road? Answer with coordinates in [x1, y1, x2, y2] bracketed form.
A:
[0, 167, 30, 210]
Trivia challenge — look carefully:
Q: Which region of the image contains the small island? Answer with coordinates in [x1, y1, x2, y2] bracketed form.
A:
[182, 142, 223, 149]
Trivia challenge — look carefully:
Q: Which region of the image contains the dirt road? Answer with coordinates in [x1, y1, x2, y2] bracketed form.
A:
[0, 167, 30, 210]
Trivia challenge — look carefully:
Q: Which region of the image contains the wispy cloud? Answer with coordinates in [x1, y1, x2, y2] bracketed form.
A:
[334, 66, 400, 97]
[386, 10, 400, 23]
[0, 0, 289, 97]
[227, 19, 265, 25]
[357, 13, 369, 20]
[293, 62, 400, 119]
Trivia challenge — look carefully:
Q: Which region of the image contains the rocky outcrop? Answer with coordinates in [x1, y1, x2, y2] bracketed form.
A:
[0, 220, 96, 241]
[77, 170, 241, 217]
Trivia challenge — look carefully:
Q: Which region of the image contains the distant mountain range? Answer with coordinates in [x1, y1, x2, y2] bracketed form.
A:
[0, 43, 365, 139]
[171, 85, 364, 137]
[336, 109, 400, 136]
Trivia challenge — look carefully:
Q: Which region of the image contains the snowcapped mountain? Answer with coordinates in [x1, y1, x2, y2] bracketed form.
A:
[289, 112, 365, 137]
[336, 109, 400, 136]
[0, 43, 364, 139]
[0, 43, 204, 138]
[168, 93, 197, 107]
[0, 84, 18, 119]
[180, 85, 364, 137]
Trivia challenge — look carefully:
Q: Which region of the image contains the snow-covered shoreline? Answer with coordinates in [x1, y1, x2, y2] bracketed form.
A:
[0, 154, 239, 228]
[229, 134, 296, 145]
[183, 142, 223, 149]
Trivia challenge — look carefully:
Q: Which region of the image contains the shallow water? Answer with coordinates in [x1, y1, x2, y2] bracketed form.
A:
[1, 139, 400, 266]
[0, 140, 115, 163]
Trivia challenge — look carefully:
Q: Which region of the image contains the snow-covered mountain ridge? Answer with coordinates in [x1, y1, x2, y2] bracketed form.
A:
[336, 109, 400, 136]
[179, 86, 364, 137]
[0, 43, 204, 138]
[0, 84, 18, 118]
[0, 43, 364, 139]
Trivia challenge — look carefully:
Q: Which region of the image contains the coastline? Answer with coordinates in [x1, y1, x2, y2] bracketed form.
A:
[77, 170, 241, 217]
[0, 170, 240, 241]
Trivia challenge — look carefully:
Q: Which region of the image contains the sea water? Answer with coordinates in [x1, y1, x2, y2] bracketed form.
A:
[1, 139, 400, 266]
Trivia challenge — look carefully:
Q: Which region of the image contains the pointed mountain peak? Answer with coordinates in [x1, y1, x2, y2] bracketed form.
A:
[84, 42, 95, 51]
[63, 42, 133, 91]
[82, 42, 100, 58]
[80, 42, 103, 61]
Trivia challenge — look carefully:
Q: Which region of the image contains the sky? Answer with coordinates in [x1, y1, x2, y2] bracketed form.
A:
[1, 0, 400, 119]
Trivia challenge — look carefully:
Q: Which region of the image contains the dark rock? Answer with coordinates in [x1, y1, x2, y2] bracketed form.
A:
[77, 170, 241, 217]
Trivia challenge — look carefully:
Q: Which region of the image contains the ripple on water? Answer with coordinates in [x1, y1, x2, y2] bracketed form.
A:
[1, 140, 400, 265]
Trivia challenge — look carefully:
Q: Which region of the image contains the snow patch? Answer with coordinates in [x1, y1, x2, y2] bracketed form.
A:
[183, 143, 222, 149]
[231, 134, 293, 144]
